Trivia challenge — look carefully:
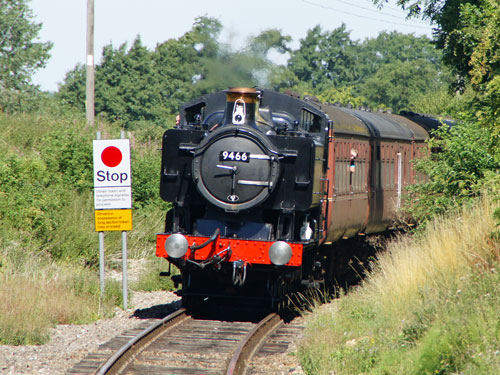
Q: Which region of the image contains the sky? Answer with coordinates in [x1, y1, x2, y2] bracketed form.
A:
[30, 0, 434, 92]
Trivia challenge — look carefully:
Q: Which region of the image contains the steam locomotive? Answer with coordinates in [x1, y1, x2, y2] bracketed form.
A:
[156, 88, 440, 308]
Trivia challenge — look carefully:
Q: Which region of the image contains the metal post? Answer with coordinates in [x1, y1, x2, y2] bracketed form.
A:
[120, 129, 128, 310]
[397, 152, 402, 210]
[86, 0, 95, 127]
[122, 231, 128, 309]
[99, 232, 105, 295]
[96, 131, 105, 295]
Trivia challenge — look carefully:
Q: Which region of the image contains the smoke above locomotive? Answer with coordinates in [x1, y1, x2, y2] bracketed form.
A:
[156, 87, 441, 309]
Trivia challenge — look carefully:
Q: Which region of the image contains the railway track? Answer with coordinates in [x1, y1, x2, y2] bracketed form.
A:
[68, 304, 304, 375]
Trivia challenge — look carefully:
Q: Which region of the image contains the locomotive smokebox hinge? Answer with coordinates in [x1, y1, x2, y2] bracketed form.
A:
[295, 177, 310, 188]
[163, 169, 179, 180]
[280, 202, 296, 213]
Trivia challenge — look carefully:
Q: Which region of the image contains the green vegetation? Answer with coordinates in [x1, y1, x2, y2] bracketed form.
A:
[56, 17, 449, 122]
[369, 0, 500, 224]
[299, 197, 500, 374]
[0, 0, 498, 358]
[57, 16, 293, 128]
[281, 27, 449, 113]
[0, 0, 52, 113]
[298, 2, 500, 374]
[0, 108, 172, 345]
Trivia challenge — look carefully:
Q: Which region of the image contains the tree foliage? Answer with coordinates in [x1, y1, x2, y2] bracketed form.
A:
[0, 0, 52, 112]
[58, 17, 291, 128]
[360, 59, 444, 112]
[371, 0, 500, 222]
[277, 27, 448, 113]
[0, 0, 52, 90]
[356, 31, 443, 76]
[406, 120, 499, 221]
[58, 17, 223, 127]
[287, 24, 360, 90]
[373, 0, 500, 90]
[318, 86, 367, 109]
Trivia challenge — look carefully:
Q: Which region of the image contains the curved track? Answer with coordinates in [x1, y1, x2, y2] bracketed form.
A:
[68, 305, 304, 375]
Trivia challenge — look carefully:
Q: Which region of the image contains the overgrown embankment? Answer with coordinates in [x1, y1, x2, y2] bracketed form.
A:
[0, 110, 172, 345]
[299, 197, 500, 374]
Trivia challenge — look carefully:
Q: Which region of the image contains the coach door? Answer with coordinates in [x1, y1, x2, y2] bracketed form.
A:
[327, 138, 369, 241]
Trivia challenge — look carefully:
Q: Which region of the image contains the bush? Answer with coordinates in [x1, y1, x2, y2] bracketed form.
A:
[406, 120, 500, 223]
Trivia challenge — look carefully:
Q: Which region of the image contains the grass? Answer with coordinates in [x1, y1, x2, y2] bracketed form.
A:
[0, 110, 173, 346]
[0, 193, 171, 346]
[131, 257, 176, 292]
[0, 248, 121, 345]
[299, 196, 500, 374]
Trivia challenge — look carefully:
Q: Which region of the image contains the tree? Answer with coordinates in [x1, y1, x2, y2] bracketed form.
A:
[356, 31, 443, 78]
[373, 0, 500, 90]
[248, 29, 292, 57]
[274, 26, 446, 112]
[153, 16, 223, 101]
[318, 86, 367, 108]
[96, 37, 170, 126]
[58, 16, 224, 127]
[0, 0, 52, 90]
[372, 0, 500, 223]
[406, 120, 499, 222]
[287, 24, 360, 90]
[58, 17, 292, 127]
[360, 59, 444, 112]
[353, 31, 450, 112]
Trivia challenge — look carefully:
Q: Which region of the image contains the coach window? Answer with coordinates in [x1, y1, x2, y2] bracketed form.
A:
[335, 141, 348, 195]
[349, 148, 357, 188]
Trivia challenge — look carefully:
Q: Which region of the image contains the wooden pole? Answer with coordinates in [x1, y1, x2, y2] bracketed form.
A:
[86, 0, 95, 126]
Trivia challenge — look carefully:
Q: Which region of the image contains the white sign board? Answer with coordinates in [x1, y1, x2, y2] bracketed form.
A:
[93, 139, 132, 210]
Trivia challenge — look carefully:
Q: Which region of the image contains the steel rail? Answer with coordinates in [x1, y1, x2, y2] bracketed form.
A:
[225, 313, 283, 375]
[96, 307, 188, 375]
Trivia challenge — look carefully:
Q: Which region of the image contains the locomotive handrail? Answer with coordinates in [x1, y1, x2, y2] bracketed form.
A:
[186, 246, 231, 269]
[179, 142, 198, 151]
[190, 228, 220, 251]
[181, 126, 297, 159]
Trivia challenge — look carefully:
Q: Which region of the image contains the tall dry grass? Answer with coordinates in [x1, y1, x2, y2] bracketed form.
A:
[299, 195, 500, 375]
[364, 196, 497, 317]
[0, 240, 119, 345]
[0, 277, 96, 345]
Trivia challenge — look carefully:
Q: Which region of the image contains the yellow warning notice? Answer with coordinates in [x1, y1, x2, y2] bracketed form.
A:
[95, 209, 132, 232]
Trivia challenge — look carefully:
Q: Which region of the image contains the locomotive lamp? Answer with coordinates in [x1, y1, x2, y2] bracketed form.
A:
[269, 241, 293, 266]
[224, 87, 260, 128]
[232, 99, 246, 125]
[164, 233, 189, 258]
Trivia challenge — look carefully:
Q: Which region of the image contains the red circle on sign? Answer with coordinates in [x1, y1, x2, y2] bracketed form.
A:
[101, 146, 122, 167]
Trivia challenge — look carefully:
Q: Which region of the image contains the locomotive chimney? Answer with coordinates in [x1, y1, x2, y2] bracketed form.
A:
[223, 87, 260, 128]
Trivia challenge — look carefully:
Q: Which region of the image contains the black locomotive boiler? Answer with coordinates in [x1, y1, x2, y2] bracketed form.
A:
[156, 88, 440, 308]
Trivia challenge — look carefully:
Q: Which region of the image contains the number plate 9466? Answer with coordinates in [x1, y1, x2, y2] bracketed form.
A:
[219, 151, 250, 162]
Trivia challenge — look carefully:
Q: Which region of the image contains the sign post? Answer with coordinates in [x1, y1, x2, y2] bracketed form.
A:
[93, 136, 132, 309]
